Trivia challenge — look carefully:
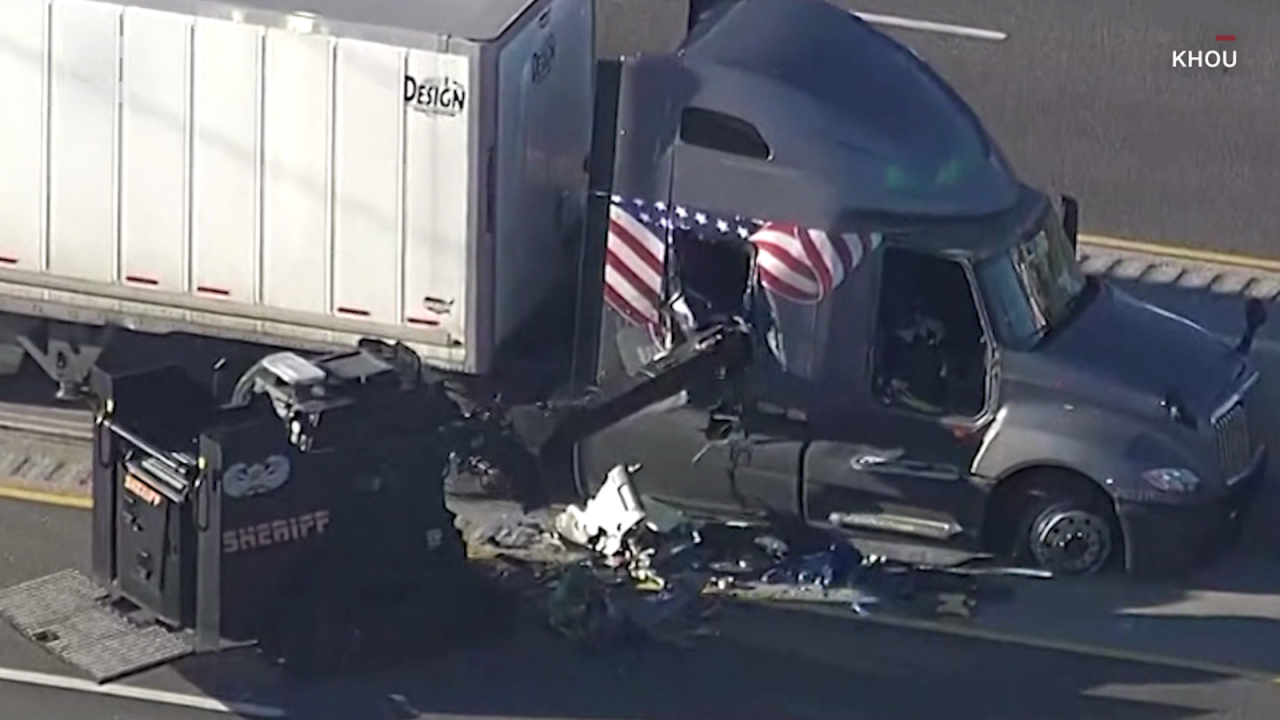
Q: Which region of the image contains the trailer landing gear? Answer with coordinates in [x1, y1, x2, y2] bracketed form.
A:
[7, 320, 113, 401]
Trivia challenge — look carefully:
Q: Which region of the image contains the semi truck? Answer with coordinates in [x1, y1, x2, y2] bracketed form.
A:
[0, 0, 1267, 584]
[0, 0, 597, 395]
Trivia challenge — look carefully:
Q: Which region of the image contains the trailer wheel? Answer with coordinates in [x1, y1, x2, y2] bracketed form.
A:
[1007, 473, 1119, 576]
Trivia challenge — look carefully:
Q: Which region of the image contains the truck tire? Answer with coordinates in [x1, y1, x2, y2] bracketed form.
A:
[1011, 473, 1119, 576]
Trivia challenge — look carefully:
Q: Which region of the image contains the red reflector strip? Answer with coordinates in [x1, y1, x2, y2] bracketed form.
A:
[125, 275, 158, 285]
[406, 317, 439, 326]
[1216, 34, 1236, 41]
[196, 285, 230, 296]
[337, 307, 370, 317]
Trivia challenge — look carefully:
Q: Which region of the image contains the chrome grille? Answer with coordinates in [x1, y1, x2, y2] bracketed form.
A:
[1213, 382, 1257, 482]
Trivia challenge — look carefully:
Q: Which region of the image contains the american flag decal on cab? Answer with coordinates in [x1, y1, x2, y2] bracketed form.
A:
[605, 199, 666, 327]
[604, 196, 881, 326]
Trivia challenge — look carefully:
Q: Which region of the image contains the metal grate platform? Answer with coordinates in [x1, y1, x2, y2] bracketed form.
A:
[0, 569, 192, 682]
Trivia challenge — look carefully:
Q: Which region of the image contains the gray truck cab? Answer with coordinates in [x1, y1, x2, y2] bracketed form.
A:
[551, 0, 1266, 575]
[794, 189, 1266, 576]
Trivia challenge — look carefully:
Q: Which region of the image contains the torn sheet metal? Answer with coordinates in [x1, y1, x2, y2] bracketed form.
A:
[553, 465, 693, 557]
[555, 465, 650, 556]
[515, 321, 752, 462]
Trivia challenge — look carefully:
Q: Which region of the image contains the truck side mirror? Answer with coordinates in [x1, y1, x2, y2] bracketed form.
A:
[687, 0, 724, 33]
[1061, 195, 1079, 250]
[1237, 298, 1268, 355]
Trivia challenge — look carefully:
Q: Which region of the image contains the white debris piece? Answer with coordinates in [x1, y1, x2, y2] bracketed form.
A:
[554, 465, 650, 556]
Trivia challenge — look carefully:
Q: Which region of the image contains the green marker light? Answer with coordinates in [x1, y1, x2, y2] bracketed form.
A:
[885, 165, 910, 190]
[934, 157, 964, 186]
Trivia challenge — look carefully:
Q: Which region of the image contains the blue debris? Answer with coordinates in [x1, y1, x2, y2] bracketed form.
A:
[759, 541, 864, 588]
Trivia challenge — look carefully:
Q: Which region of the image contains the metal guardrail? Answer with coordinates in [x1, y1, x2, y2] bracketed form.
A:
[0, 402, 93, 442]
[1079, 242, 1280, 301]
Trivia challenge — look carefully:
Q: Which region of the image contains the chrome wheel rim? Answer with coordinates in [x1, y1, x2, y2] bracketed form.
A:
[1032, 509, 1111, 574]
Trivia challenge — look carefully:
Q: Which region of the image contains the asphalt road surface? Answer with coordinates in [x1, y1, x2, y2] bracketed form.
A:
[5, 500, 1280, 719]
[0, 683, 232, 720]
[597, 0, 1280, 258]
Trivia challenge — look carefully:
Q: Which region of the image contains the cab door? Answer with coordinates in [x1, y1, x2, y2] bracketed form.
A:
[576, 332, 748, 515]
[579, 387, 804, 520]
[579, 258, 805, 519]
[577, 72, 816, 518]
[803, 246, 996, 547]
[579, 101, 808, 516]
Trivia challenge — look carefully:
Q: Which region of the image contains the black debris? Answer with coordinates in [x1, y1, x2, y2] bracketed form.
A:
[465, 467, 1045, 655]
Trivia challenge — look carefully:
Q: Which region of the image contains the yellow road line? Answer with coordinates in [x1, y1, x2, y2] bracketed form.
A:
[783, 600, 1280, 683]
[1082, 235, 1280, 273]
[0, 485, 92, 510]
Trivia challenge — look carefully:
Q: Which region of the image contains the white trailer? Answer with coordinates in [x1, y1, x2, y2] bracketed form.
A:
[0, 0, 595, 390]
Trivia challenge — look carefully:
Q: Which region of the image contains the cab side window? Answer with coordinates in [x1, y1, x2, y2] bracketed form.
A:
[872, 248, 987, 417]
[679, 107, 772, 160]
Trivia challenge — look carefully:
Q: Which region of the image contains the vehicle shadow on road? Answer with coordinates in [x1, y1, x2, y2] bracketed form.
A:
[173, 599, 1220, 720]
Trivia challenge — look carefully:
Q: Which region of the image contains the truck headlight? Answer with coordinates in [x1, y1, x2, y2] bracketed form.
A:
[1142, 468, 1201, 493]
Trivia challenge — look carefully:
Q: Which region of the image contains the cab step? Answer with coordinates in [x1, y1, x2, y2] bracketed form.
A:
[0, 569, 192, 682]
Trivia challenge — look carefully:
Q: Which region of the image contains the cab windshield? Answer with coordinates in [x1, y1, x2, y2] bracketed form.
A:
[977, 208, 1088, 349]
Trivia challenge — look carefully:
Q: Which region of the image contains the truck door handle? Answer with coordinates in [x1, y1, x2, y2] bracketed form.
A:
[850, 449, 903, 469]
[851, 454, 885, 468]
[851, 454, 962, 482]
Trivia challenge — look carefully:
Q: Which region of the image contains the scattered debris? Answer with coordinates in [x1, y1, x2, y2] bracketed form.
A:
[467, 464, 1050, 654]
[468, 513, 563, 553]
[546, 564, 620, 646]
[554, 465, 649, 556]
[541, 561, 717, 650]
[761, 541, 863, 588]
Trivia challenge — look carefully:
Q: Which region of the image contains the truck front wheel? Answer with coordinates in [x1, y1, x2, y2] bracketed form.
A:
[1001, 472, 1121, 576]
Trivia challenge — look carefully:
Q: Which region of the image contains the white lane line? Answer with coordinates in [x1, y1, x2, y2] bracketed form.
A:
[0, 666, 286, 718]
[853, 11, 1009, 42]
